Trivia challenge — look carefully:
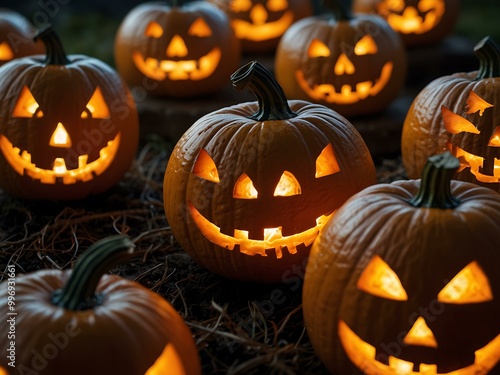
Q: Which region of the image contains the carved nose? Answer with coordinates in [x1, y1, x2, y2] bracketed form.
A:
[334, 53, 355, 75]
[50, 122, 72, 148]
[250, 4, 268, 25]
[403, 316, 438, 348]
[166, 35, 188, 57]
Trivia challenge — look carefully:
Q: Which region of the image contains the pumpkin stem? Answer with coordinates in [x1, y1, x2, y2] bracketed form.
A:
[34, 25, 70, 65]
[409, 152, 461, 209]
[231, 61, 297, 121]
[475, 36, 500, 79]
[322, 0, 352, 20]
[51, 235, 135, 311]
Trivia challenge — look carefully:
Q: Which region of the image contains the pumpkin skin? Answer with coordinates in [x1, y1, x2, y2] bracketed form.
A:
[353, 0, 459, 46]
[402, 37, 500, 193]
[0, 27, 139, 201]
[114, 1, 241, 98]
[275, 8, 407, 117]
[208, 0, 313, 53]
[0, 9, 45, 66]
[164, 61, 376, 283]
[303, 152, 500, 375]
[0, 236, 201, 375]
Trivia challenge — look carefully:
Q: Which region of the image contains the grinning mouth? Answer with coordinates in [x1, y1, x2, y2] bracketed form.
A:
[339, 320, 500, 375]
[188, 201, 333, 258]
[295, 62, 393, 105]
[0, 133, 120, 184]
[231, 11, 294, 41]
[132, 48, 221, 81]
[447, 142, 500, 183]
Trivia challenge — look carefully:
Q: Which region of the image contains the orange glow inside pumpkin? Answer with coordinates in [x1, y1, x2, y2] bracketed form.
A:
[233, 173, 258, 198]
[145, 343, 186, 375]
[0, 41, 14, 61]
[49, 123, 72, 147]
[403, 316, 438, 348]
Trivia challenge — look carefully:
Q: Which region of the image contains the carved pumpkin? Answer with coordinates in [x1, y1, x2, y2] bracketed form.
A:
[275, 1, 407, 117]
[0, 235, 201, 375]
[114, 0, 241, 98]
[208, 0, 313, 53]
[0, 27, 139, 201]
[402, 36, 500, 192]
[303, 152, 500, 375]
[353, 0, 459, 46]
[0, 9, 44, 66]
[164, 61, 376, 283]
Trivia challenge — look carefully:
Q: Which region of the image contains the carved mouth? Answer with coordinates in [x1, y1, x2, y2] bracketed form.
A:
[188, 201, 333, 258]
[231, 11, 294, 41]
[384, 7, 444, 34]
[447, 142, 500, 183]
[132, 48, 221, 81]
[339, 320, 500, 375]
[295, 62, 393, 105]
[0, 133, 120, 184]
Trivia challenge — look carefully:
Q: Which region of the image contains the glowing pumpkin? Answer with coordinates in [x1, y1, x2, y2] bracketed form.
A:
[114, 1, 241, 98]
[0, 9, 44, 66]
[0, 27, 139, 201]
[163, 61, 376, 283]
[0, 235, 201, 375]
[402, 36, 500, 192]
[275, 2, 407, 117]
[208, 0, 313, 53]
[303, 151, 500, 375]
[353, 0, 459, 46]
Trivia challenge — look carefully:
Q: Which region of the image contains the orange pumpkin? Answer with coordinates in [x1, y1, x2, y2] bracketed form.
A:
[163, 61, 376, 283]
[114, 1, 241, 98]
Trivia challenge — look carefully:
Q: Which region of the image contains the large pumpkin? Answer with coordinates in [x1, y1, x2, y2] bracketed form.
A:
[208, 0, 313, 53]
[303, 152, 500, 374]
[353, 0, 459, 46]
[163, 61, 376, 283]
[275, 0, 407, 117]
[0, 27, 139, 201]
[402, 36, 500, 193]
[114, 0, 241, 98]
[0, 235, 201, 375]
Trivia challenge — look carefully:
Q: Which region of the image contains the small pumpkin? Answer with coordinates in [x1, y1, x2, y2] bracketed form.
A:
[402, 36, 500, 192]
[163, 61, 376, 283]
[0, 27, 139, 201]
[353, 0, 459, 46]
[0, 235, 201, 375]
[303, 151, 500, 375]
[0, 9, 44, 66]
[114, 0, 241, 98]
[275, 0, 407, 117]
[208, 0, 313, 53]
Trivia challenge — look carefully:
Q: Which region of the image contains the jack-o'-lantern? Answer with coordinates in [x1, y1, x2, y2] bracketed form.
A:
[0, 9, 44, 66]
[164, 61, 376, 283]
[275, 1, 407, 117]
[353, 0, 459, 46]
[0, 27, 139, 201]
[208, 0, 312, 53]
[0, 235, 201, 375]
[402, 36, 500, 193]
[114, 1, 241, 98]
[304, 152, 500, 375]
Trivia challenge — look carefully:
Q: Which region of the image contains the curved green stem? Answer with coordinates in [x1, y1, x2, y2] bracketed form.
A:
[34, 25, 70, 65]
[231, 61, 297, 121]
[409, 152, 461, 209]
[51, 235, 135, 311]
[475, 36, 500, 79]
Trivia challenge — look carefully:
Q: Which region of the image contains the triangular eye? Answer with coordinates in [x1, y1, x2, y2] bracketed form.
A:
[188, 18, 212, 37]
[316, 144, 340, 178]
[145, 21, 163, 38]
[0, 41, 14, 60]
[192, 149, 219, 183]
[354, 35, 378, 55]
[465, 90, 493, 116]
[12, 86, 43, 118]
[308, 39, 330, 58]
[81, 87, 110, 119]
[438, 261, 493, 304]
[267, 0, 288, 12]
[488, 126, 500, 147]
[234, 173, 258, 199]
[274, 171, 301, 196]
[357, 255, 408, 301]
[442, 106, 480, 135]
[231, 0, 253, 12]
